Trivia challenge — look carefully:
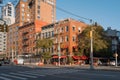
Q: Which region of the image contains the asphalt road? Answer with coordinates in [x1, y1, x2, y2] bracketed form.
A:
[0, 64, 120, 80]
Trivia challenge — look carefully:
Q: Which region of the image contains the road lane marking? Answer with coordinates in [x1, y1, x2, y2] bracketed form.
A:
[18, 72, 45, 76]
[1, 74, 27, 80]
[0, 76, 12, 80]
[10, 73, 37, 78]
[76, 72, 116, 77]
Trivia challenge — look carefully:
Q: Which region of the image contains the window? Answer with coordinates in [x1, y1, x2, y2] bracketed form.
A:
[37, 15, 40, 19]
[52, 31, 54, 37]
[56, 38, 58, 43]
[60, 37, 62, 43]
[27, 19, 30, 21]
[65, 35, 69, 42]
[22, 9, 24, 12]
[65, 26, 69, 32]
[37, 10, 40, 14]
[62, 36, 64, 42]
[22, 13, 24, 16]
[42, 33, 44, 38]
[49, 32, 50, 37]
[22, 16, 24, 21]
[45, 32, 47, 38]
[72, 36, 76, 42]
[21, 4, 25, 7]
[38, 5, 40, 9]
[72, 26, 76, 31]
[78, 27, 81, 33]
[27, 14, 30, 16]
[8, 6, 12, 10]
[60, 27, 64, 33]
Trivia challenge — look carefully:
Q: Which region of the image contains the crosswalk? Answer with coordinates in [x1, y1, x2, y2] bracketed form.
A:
[0, 68, 84, 80]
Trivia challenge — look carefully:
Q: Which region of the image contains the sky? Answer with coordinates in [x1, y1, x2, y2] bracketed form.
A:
[0, 0, 120, 30]
[56, 0, 120, 30]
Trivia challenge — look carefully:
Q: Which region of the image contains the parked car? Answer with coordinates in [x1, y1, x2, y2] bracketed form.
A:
[4, 58, 10, 64]
[0, 59, 2, 66]
[14, 58, 24, 65]
[17, 58, 24, 65]
[109, 60, 115, 66]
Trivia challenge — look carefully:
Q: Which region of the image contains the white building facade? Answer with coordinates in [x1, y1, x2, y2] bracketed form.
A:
[1, 2, 15, 25]
[0, 20, 7, 55]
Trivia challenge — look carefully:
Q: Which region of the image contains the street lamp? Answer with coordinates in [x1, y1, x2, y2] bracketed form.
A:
[56, 28, 61, 66]
[58, 40, 61, 66]
[90, 19, 94, 70]
[114, 52, 118, 67]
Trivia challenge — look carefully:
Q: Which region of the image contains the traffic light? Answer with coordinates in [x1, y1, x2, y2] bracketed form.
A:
[0, 0, 3, 4]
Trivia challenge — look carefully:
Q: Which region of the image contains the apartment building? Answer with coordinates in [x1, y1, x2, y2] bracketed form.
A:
[15, 0, 30, 26]
[2, 2, 15, 25]
[0, 19, 7, 56]
[39, 18, 87, 57]
[18, 20, 47, 55]
[7, 23, 19, 58]
[54, 19, 87, 56]
[7, 0, 56, 56]
[106, 27, 120, 55]
[40, 23, 54, 55]
[1, 2, 15, 57]
[28, 0, 56, 23]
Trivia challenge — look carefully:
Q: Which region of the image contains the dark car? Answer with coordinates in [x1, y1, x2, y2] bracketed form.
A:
[0, 59, 2, 66]
[4, 59, 10, 64]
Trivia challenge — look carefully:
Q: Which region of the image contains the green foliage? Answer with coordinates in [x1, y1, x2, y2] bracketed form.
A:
[36, 38, 53, 63]
[78, 24, 111, 57]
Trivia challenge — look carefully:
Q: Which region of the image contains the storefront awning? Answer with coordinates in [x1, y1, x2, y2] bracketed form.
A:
[72, 56, 80, 60]
[72, 56, 88, 60]
[52, 55, 67, 59]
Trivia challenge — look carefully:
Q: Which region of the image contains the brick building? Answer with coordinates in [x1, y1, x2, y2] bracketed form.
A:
[39, 18, 87, 57]
[7, 0, 56, 57]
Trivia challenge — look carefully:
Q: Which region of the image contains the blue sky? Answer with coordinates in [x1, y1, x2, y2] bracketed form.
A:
[1, 0, 120, 30]
[56, 0, 120, 30]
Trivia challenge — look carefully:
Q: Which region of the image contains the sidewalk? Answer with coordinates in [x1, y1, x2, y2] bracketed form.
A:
[22, 63, 120, 71]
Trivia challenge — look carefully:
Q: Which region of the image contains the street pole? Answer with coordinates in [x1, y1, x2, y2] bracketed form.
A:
[57, 27, 61, 66]
[115, 53, 118, 67]
[90, 19, 94, 70]
[12, 49, 14, 62]
[90, 30, 94, 69]
[58, 41, 61, 66]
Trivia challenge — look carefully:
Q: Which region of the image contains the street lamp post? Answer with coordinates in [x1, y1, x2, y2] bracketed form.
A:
[90, 30, 94, 69]
[58, 41, 61, 66]
[114, 53, 118, 67]
[56, 28, 61, 66]
[90, 19, 94, 70]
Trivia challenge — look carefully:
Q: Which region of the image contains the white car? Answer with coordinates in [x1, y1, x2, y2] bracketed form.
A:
[109, 61, 115, 66]
[17, 58, 24, 65]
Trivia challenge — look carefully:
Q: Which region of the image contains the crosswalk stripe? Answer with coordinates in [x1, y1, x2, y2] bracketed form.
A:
[0, 76, 12, 80]
[10, 73, 37, 78]
[1, 74, 27, 80]
[18, 72, 45, 76]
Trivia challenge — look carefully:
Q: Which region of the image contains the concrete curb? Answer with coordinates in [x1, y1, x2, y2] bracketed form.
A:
[20, 63, 120, 71]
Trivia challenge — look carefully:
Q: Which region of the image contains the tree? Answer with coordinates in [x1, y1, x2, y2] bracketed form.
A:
[78, 24, 111, 57]
[36, 38, 53, 64]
